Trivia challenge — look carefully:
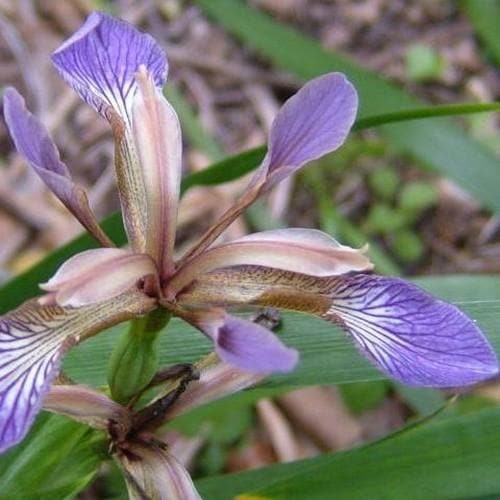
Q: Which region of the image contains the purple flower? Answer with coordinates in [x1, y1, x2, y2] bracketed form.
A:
[0, 10, 497, 460]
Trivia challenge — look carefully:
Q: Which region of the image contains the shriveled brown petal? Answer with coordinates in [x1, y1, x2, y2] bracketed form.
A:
[115, 440, 201, 500]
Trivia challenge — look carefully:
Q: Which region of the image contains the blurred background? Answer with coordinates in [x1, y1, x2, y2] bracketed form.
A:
[0, 0, 499, 497]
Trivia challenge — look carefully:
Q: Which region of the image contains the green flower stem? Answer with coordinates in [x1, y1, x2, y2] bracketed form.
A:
[107, 307, 171, 404]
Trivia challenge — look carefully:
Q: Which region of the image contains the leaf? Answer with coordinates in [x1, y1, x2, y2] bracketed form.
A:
[196, 406, 500, 499]
[195, 0, 500, 214]
[464, 0, 500, 65]
[0, 412, 104, 499]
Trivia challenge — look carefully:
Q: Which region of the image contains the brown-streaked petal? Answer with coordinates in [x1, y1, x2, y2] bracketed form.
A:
[44, 384, 131, 431]
[40, 248, 157, 307]
[177, 266, 498, 388]
[133, 66, 182, 277]
[3, 87, 113, 247]
[0, 290, 155, 453]
[168, 228, 372, 296]
[115, 440, 201, 500]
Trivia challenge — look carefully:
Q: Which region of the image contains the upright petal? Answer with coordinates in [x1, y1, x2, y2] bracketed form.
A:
[168, 228, 372, 295]
[178, 267, 498, 388]
[258, 72, 357, 189]
[115, 440, 201, 500]
[133, 66, 182, 277]
[0, 290, 155, 453]
[3, 88, 112, 247]
[176, 73, 357, 266]
[52, 11, 166, 124]
[52, 12, 168, 253]
[40, 248, 157, 307]
[186, 310, 298, 374]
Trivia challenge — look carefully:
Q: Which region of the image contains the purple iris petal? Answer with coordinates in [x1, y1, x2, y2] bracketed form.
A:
[200, 314, 298, 374]
[328, 274, 499, 387]
[0, 309, 65, 453]
[263, 72, 357, 188]
[3, 88, 111, 246]
[52, 11, 167, 122]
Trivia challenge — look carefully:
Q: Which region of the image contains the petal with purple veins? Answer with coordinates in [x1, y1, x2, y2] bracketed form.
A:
[3, 87, 112, 246]
[258, 72, 358, 189]
[52, 11, 166, 124]
[0, 291, 155, 453]
[325, 274, 499, 388]
[177, 266, 498, 388]
[193, 311, 298, 374]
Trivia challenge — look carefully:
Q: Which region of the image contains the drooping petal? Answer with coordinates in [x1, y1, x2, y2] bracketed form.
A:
[51, 11, 166, 124]
[176, 73, 357, 266]
[168, 228, 372, 296]
[189, 310, 298, 374]
[44, 385, 131, 431]
[132, 66, 182, 277]
[2, 87, 112, 247]
[115, 440, 201, 500]
[40, 248, 157, 307]
[258, 72, 358, 189]
[52, 12, 168, 253]
[177, 267, 498, 388]
[324, 274, 499, 387]
[0, 290, 155, 453]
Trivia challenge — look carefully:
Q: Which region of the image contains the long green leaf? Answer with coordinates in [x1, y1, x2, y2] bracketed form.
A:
[195, 0, 500, 213]
[464, 0, 500, 65]
[0, 413, 104, 499]
[196, 406, 500, 499]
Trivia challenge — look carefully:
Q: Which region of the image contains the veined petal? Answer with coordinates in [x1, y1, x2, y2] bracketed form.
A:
[3, 88, 112, 247]
[52, 12, 167, 252]
[0, 290, 155, 453]
[40, 248, 157, 307]
[133, 67, 182, 276]
[178, 267, 498, 388]
[324, 274, 499, 387]
[168, 228, 372, 295]
[257, 72, 357, 190]
[176, 73, 357, 266]
[115, 440, 201, 500]
[188, 310, 298, 374]
[44, 384, 131, 431]
[51, 11, 166, 124]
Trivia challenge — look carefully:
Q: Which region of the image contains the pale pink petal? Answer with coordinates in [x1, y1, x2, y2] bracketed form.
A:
[168, 228, 372, 296]
[41, 248, 157, 307]
[132, 67, 182, 277]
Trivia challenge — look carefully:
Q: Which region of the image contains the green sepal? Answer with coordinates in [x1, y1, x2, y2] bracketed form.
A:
[108, 307, 171, 404]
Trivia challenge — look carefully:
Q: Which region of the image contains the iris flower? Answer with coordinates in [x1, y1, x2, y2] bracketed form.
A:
[1, 11, 498, 469]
